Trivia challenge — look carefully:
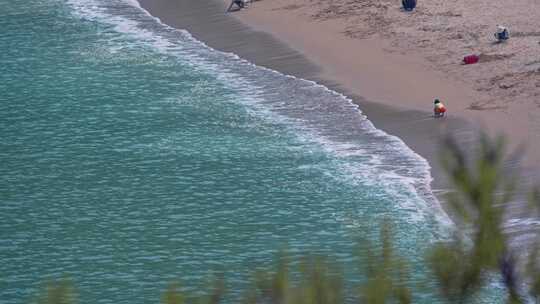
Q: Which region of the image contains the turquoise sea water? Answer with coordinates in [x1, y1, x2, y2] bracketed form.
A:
[0, 0, 502, 303]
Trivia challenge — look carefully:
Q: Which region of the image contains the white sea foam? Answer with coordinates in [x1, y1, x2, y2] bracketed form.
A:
[64, 0, 454, 235]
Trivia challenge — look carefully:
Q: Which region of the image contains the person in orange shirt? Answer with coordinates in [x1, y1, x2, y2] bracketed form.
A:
[434, 99, 446, 118]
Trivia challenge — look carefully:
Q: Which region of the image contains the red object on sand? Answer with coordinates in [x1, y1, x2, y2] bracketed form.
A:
[439, 106, 446, 113]
[463, 55, 479, 64]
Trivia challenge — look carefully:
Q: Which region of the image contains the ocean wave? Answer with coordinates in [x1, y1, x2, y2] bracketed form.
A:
[64, 0, 453, 233]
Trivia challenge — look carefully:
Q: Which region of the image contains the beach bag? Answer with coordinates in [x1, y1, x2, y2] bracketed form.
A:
[463, 54, 479, 64]
[402, 0, 417, 11]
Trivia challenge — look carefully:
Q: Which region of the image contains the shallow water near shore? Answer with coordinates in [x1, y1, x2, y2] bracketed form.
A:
[0, 0, 503, 302]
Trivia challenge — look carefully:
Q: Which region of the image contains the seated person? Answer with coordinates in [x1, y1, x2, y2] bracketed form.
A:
[495, 25, 509, 41]
[434, 99, 447, 118]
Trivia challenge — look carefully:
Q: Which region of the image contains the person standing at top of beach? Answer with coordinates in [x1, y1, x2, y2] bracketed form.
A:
[434, 99, 446, 118]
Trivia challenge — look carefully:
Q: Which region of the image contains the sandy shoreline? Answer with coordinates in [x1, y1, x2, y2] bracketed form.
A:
[233, 0, 540, 166]
[137, 0, 471, 189]
[137, 0, 539, 241]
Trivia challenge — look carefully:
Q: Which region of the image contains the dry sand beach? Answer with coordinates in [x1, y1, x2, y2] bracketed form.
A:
[232, 0, 540, 167]
[138, 0, 540, 245]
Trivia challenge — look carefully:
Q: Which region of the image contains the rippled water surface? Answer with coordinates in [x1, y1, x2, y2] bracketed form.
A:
[0, 0, 502, 303]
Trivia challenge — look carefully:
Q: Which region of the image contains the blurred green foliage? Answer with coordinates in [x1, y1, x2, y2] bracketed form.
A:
[428, 135, 518, 303]
[526, 189, 540, 302]
[32, 135, 540, 303]
[244, 254, 343, 304]
[161, 277, 225, 304]
[358, 223, 411, 304]
[36, 281, 76, 304]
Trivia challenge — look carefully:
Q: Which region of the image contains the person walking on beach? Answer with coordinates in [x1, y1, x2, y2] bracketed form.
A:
[433, 99, 447, 118]
[227, 0, 249, 12]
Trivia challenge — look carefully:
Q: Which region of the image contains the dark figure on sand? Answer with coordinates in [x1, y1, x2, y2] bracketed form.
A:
[495, 25, 509, 42]
[227, 0, 249, 12]
[402, 0, 417, 11]
[433, 99, 447, 118]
